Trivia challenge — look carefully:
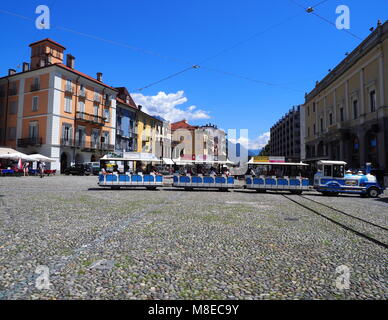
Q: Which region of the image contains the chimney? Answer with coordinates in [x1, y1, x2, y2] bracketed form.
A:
[22, 62, 30, 72]
[66, 54, 75, 69]
[97, 72, 103, 82]
[138, 105, 142, 111]
[8, 69, 16, 76]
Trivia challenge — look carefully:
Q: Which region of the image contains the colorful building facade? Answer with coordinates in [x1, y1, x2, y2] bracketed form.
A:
[0, 39, 117, 172]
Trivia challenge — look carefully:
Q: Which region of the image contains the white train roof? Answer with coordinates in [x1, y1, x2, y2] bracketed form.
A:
[317, 160, 347, 165]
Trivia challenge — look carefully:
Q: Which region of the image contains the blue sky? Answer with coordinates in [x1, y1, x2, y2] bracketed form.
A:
[0, 0, 387, 149]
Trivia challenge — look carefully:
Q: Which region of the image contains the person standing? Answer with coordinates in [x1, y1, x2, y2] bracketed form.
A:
[38, 161, 45, 178]
[23, 161, 30, 177]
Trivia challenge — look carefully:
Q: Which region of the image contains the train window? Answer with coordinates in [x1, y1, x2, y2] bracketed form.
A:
[333, 165, 344, 178]
[323, 165, 332, 177]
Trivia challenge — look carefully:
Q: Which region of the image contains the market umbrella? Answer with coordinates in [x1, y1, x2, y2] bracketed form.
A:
[28, 154, 56, 162]
[0, 152, 36, 161]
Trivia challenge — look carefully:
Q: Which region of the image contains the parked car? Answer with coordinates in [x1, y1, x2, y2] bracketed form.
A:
[64, 164, 91, 176]
[84, 162, 100, 175]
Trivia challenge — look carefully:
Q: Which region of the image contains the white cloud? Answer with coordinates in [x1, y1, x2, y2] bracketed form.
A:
[228, 131, 270, 150]
[131, 90, 210, 122]
[249, 132, 270, 150]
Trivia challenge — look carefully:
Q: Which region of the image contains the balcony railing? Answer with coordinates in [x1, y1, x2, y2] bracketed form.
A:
[105, 99, 111, 107]
[75, 139, 86, 148]
[8, 88, 17, 96]
[89, 141, 100, 150]
[79, 90, 86, 98]
[60, 138, 74, 147]
[101, 143, 115, 151]
[75, 111, 106, 126]
[17, 137, 42, 147]
[94, 94, 100, 103]
[65, 85, 74, 93]
[30, 84, 40, 92]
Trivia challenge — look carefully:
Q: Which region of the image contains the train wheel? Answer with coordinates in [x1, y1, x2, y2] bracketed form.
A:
[367, 187, 379, 198]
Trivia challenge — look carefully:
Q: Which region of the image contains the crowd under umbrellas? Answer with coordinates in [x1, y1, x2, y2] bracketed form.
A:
[0, 148, 55, 177]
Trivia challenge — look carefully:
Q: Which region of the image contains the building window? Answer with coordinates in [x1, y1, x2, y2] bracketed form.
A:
[104, 108, 110, 122]
[62, 124, 73, 144]
[65, 96, 72, 113]
[9, 101, 17, 114]
[307, 106, 310, 116]
[329, 113, 333, 126]
[320, 118, 323, 132]
[340, 107, 344, 122]
[103, 131, 110, 145]
[32, 96, 39, 111]
[307, 127, 310, 137]
[78, 101, 85, 112]
[313, 102, 316, 112]
[32, 77, 40, 91]
[7, 127, 16, 140]
[66, 79, 72, 91]
[313, 124, 316, 134]
[353, 100, 358, 119]
[29, 122, 39, 139]
[370, 90, 376, 112]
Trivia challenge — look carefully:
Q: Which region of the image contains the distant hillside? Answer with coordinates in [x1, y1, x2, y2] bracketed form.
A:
[248, 149, 261, 157]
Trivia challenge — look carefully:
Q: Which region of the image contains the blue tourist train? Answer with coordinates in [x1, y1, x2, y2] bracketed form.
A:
[313, 160, 385, 198]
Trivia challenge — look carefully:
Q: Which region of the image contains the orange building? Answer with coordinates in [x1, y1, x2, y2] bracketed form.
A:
[0, 39, 117, 172]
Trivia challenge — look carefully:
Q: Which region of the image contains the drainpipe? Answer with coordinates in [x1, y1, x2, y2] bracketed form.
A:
[2, 78, 10, 146]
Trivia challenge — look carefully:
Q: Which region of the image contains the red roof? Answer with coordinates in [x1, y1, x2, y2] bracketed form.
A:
[115, 87, 138, 108]
[116, 97, 138, 110]
[56, 63, 117, 91]
[29, 38, 66, 50]
[171, 120, 198, 131]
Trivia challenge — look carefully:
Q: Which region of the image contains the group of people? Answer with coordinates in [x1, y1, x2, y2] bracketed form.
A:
[177, 165, 230, 177]
[0, 160, 46, 178]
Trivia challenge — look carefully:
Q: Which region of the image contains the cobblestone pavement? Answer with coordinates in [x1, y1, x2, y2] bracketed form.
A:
[0, 176, 387, 300]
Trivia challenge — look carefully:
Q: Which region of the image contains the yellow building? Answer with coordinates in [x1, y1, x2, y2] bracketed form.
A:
[303, 21, 388, 182]
[136, 106, 163, 156]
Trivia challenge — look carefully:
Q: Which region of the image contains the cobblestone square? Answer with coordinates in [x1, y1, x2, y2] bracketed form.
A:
[0, 176, 387, 299]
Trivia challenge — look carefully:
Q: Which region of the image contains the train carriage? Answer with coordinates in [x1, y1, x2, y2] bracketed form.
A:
[172, 159, 235, 191]
[97, 153, 164, 190]
[314, 160, 384, 198]
[244, 160, 310, 194]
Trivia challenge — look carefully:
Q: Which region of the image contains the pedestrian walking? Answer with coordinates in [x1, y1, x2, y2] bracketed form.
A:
[23, 161, 30, 177]
[38, 161, 45, 178]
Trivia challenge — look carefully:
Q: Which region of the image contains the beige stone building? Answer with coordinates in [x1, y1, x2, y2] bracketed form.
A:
[302, 21, 388, 182]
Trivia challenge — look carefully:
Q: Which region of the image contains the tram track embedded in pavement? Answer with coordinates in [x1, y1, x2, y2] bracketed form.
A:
[282, 194, 388, 250]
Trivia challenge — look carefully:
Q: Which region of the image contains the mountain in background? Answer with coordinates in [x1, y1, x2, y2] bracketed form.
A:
[248, 149, 261, 157]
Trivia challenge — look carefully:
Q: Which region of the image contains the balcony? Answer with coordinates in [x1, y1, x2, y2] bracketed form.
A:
[60, 138, 74, 147]
[79, 90, 86, 98]
[94, 94, 100, 103]
[8, 88, 17, 96]
[65, 85, 74, 94]
[30, 84, 40, 92]
[101, 143, 115, 151]
[89, 141, 100, 150]
[17, 137, 42, 147]
[105, 99, 111, 107]
[75, 111, 106, 126]
[75, 139, 86, 148]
